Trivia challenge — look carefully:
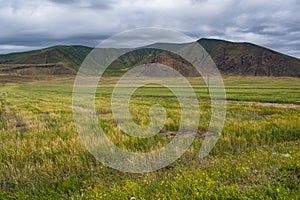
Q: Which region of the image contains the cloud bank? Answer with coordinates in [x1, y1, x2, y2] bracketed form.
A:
[0, 0, 299, 58]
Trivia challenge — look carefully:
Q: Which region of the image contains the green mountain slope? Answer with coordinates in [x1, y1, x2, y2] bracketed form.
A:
[0, 45, 91, 67]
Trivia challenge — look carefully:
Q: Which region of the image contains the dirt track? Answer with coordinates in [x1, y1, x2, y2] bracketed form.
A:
[230, 101, 300, 110]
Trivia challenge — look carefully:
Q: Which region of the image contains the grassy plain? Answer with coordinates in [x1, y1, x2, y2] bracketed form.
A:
[0, 75, 299, 199]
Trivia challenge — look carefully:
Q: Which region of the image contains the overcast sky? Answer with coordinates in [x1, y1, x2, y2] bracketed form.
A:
[1, 0, 300, 58]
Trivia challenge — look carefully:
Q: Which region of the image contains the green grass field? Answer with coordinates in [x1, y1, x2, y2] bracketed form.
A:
[0, 75, 299, 199]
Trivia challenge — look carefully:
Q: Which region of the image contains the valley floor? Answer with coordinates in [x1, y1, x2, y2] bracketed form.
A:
[0, 76, 299, 199]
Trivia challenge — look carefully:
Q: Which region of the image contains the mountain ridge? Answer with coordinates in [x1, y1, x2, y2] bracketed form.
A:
[0, 38, 299, 77]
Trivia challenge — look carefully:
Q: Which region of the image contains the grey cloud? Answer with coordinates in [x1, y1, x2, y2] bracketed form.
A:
[0, 0, 299, 58]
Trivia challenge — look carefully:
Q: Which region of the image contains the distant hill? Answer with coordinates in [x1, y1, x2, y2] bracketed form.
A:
[0, 39, 299, 77]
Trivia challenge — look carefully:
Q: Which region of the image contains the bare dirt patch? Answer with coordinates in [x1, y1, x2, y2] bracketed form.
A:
[161, 130, 218, 138]
[0, 100, 27, 131]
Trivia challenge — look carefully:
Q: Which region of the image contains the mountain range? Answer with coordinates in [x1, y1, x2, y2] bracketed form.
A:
[0, 38, 299, 77]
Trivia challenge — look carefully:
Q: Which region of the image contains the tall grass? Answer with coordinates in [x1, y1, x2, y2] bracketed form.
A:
[0, 76, 299, 199]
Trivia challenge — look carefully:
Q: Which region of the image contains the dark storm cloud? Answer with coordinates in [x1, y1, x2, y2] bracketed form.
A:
[47, 0, 117, 9]
[48, 0, 75, 4]
[0, 33, 110, 47]
[0, 0, 299, 58]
